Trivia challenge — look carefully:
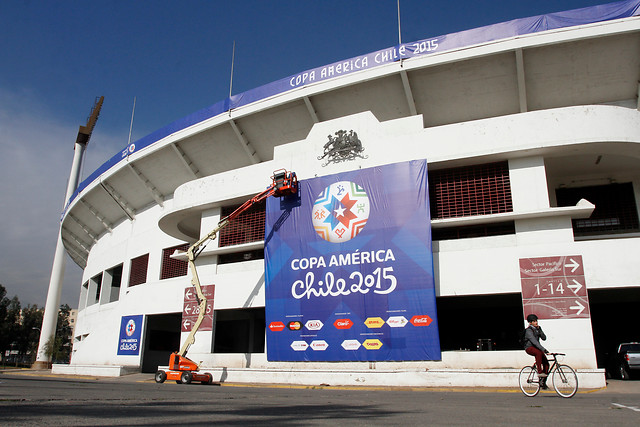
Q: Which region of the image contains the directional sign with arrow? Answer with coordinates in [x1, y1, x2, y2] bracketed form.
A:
[181, 284, 215, 332]
[519, 256, 590, 319]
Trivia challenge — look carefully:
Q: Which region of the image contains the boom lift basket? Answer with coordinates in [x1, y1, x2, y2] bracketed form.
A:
[155, 169, 298, 384]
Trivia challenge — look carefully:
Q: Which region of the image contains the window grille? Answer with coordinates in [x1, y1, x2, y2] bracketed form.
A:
[556, 182, 639, 236]
[160, 244, 189, 279]
[219, 200, 266, 247]
[129, 253, 149, 287]
[429, 162, 513, 219]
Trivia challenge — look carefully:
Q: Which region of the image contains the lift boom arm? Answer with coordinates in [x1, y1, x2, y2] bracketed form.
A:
[176, 170, 297, 358]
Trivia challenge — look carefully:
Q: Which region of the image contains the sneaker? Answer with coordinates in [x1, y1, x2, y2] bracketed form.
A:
[538, 373, 548, 378]
[541, 383, 549, 390]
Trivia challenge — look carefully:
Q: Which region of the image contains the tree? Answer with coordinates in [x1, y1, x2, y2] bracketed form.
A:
[55, 304, 73, 363]
[0, 285, 71, 366]
[0, 285, 21, 360]
[16, 304, 44, 363]
[0, 284, 9, 354]
[43, 304, 73, 364]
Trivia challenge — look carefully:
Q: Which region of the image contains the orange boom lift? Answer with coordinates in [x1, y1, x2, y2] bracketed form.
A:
[155, 169, 298, 384]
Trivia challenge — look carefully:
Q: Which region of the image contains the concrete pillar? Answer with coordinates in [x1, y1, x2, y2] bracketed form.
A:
[33, 141, 86, 368]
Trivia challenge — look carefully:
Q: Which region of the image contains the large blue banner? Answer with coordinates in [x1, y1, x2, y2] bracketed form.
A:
[265, 160, 440, 361]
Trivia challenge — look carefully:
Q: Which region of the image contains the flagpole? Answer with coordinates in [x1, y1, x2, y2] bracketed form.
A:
[397, 0, 402, 45]
[229, 41, 236, 99]
[127, 96, 136, 148]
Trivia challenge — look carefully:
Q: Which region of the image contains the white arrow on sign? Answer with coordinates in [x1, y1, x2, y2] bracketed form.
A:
[184, 305, 192, 315]
[564, 258, 580, 273]
[567, 279, 583, 294]
[185, 289, 193, 299]
[569, 301, 585, 315]
[182, 319, 191, 329]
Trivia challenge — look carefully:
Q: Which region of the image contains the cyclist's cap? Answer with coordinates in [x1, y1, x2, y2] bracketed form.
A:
[526, 314, 538, 322]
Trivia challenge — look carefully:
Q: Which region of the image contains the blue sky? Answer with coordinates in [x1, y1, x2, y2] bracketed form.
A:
[0, 0, 613, 307]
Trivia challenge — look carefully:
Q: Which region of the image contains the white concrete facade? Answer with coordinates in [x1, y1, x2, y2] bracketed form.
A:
[58, 8, 640, 388]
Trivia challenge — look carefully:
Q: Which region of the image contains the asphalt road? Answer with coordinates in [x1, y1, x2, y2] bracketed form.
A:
[1, 371, 639, 425]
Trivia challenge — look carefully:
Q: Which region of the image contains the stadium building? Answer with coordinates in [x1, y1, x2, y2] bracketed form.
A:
[55, 1, 640, 388]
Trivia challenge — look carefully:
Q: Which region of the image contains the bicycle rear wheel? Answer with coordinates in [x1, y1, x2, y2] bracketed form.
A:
[519, 366, 540, 397]
[552, 364, 578, 398]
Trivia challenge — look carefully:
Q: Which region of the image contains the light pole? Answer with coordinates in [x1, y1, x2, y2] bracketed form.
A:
[32, 97, 103, 369]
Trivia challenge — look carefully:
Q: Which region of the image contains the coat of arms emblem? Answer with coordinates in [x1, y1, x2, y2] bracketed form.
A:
[318, 130, 367, 166]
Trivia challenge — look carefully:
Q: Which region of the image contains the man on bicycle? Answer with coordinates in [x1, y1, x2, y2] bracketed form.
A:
[523, 313, 550, 388]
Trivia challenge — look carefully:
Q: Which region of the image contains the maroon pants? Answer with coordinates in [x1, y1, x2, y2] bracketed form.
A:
[526, 346, 549, 374]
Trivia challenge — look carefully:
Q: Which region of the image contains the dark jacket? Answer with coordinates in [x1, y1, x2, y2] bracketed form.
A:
[524, 325, 547, 352]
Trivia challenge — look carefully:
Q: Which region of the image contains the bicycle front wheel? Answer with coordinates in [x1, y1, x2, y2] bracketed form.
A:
[552, 364, 578, 398]
[519, 366, 540, 397]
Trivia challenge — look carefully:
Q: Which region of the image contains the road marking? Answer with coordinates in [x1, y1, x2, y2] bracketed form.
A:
[612, 403, 640, 412]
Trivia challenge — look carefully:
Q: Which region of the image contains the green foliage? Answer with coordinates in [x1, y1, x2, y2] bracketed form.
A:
[53, 304, 73, 363]
[0, 285, 21, 357]
[0, 284, 72, 365]
[16, 305, 44, 357]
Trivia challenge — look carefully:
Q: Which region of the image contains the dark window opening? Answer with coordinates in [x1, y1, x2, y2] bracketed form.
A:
[160, 244, 189, 279]
[429, 161, 513, 219]
[589, 287, 640, 374]
[433, 221, 515, 241]
[129, 253, 149, 287]
[436, 293, 524, 351]
[106, 264, 122, 303]
[141, 313, 181, 373]
[80, 281, 89, 310]
[147, 329, 180, 352]
[213, 308, 265, 353]
[556, 182, 639, 236]
[90, 273, 102, 305]
[219, 201, 266, 247]
[218, 249, 265, 265]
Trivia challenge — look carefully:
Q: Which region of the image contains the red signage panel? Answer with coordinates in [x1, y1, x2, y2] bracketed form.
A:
[519, 256, 590, 320]
[181, 284, 215, 332]
[519, 256, 584, 277]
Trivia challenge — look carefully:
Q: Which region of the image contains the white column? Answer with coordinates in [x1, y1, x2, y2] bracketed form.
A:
[34, 141, 86, 367]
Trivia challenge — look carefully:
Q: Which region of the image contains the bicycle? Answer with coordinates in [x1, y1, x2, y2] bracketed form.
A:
[519, 352, 578, 398]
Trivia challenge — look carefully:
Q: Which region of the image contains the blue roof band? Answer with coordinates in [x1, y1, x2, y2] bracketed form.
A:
[63, 0, 640, 215]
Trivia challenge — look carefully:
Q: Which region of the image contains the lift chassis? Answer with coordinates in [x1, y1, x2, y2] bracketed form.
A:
[155, 169, 298, 384]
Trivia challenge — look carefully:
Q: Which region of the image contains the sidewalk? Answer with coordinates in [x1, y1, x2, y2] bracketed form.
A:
[2, 368, 639, 393]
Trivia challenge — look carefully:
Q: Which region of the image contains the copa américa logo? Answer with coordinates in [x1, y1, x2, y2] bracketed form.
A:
[125, 319, 136, 337]
[312, 181, 370, 243]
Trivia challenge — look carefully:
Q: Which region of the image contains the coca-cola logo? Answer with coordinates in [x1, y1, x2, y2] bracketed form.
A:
[410, 315, 432, 327]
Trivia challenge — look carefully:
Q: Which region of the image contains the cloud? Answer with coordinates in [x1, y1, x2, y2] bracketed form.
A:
[0, 88, 121, 307]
